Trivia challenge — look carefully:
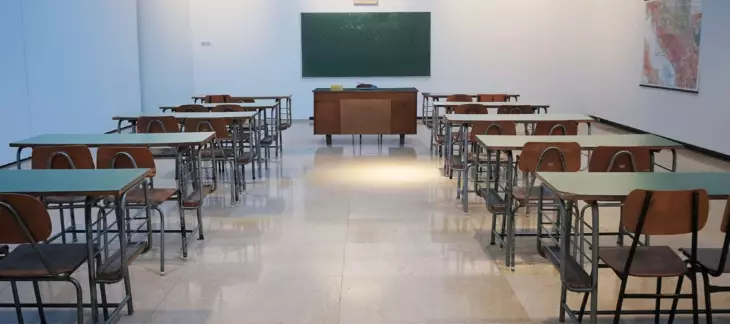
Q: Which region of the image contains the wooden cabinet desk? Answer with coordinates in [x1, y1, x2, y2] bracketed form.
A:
[313, 87, 418, 145]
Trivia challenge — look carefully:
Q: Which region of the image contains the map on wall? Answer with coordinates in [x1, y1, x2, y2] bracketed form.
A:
[642, 0, 702, 92]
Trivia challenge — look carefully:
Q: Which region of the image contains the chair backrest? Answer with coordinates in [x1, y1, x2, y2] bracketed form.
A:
[588, 147, 652, 172]
[518, 142, 581, 173]
[478, 94, 508, 102]
[136, 116, 180, 133]
[31, 146, 95, 170]
[173, 104, 207, 113]
[470, 121, 517, 142]
[97, 147, 157, 177]
[452, 104, 488, 114]
[211, 104, 243, 112]
[184, 118, 230, 139]
[0, 194, 52, 244]
[722, 197, 730, 234]
[446, 94, 473, 102]
[497, 105, 534, 114]
[205, 94, 231, 103]
[534, 121, 579, 135]
[622, 189, 709, 236]
[231, 98, 255, 103]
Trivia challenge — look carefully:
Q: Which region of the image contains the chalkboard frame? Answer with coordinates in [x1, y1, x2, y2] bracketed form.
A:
[300, 12, 431, 78]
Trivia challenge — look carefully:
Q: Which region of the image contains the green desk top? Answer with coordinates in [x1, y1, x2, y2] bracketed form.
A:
[192, 95, 291, 100]
[159, 101, 277, 109]
[113, 112, 257, 121]
[10, 132, 215, 148]
[475, 134, 681, 150]
[537, 172, 730, 201]
[313, 87, 418, 92]
[436, 102, 546, 108]
[446, 113, 592, 123]
[423, 93, 521, 98]
[0, 169, 150, 197]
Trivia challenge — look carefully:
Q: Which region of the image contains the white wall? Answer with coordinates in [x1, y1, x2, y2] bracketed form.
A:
[584, 0, 730, 155]
[0, 0, 142, 163]
[138, 0, 195, 112]
[136, 0, 730, 154]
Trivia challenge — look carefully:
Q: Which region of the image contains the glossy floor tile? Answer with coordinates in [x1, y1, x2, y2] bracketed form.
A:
[1, 121, 729, 323]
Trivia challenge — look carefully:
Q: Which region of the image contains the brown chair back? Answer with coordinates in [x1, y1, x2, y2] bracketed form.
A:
[446, 94, 473, 102]
[211, 104, 243, 112]
[589, 147, 652, 172]
[0, 194, 52, 244]
[97, 147, 157, 177]
[205, 95, 231, 103]
[230, 98, 255, 103]
[478, 94, 507, 102]
[534, 121, 579, 135]
[622, 189, 709, 236]
[470, 121, 517, 142]
[184, 118, 230, 139]
[173, 104, 207, 113]
[452, 104, 487, 114]
[518, 142, 581, 173]
[497, 105, 534, 114]
[136, 116, 180, 133]
[31, 146, 95, 170]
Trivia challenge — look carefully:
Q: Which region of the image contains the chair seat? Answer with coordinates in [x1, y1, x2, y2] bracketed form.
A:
[279, 123, 291, 130]
[599, 246, 687, 277]
[680, 248, 730, 273]
[0, 244, 88, 277]
[149, 147, 178, 158]
[125, 188, 178, 205]
[512, 186, 556, 201]
[449, 156, 465, 170]
[237, 152, 255, 164]
[260, 136, 274, 145]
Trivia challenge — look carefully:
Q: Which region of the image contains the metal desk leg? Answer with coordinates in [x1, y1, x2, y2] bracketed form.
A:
[589, 203, 600, 324]
[15, 148, 25, 169]
[445, 121, 452, 177]
[84, 198, 99, 323]
[275, 100, 281, 158]
[461, 123, 469, 214]
[255, 116, 262, 178]
[505, 150, 514, 270]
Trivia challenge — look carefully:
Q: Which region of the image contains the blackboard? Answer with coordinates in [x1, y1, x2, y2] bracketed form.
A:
[301, 12, 431, 77]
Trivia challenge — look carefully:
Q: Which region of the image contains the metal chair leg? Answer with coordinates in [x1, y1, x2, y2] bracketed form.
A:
[655, 277, 662, 324]
[59, 207, 67, 244]
[123, 271, 134, 315]
[577, 292, 589, 322]
[69, 206, 78, 242]
[196, 208, 204, 240]
[701, 270, 714, 324]
[69, 277, 84, 324]
[156, 207, 166, 275]
[178, 196, 188, 260]
[690, 270, 700, 324]
[100, 283, 109, 320]
[613, 276, 629, 324]
[11, 281, 23, 324]
[32, 281, 46, 323]
[668, 274, 684, 324]
[489, 212, 498, 245]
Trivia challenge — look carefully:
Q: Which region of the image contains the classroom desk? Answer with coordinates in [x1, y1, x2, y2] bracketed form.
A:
[160, 101, 280, 155]
[536, 172, 730, 324]
[431, 103, 551, 150]
[442, 114, 594, 176]
[112, 112, 263, 193]
[421, 93, 521, 126]
[10, 132, 217, 209]
[113, 112, 264, 180]
[472, 134, 682, 269]
[313, 88, 418, 145]
[0, 169, 151, 324]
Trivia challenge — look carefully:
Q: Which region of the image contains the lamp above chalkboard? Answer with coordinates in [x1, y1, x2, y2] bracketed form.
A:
[354, 0, 378, 5]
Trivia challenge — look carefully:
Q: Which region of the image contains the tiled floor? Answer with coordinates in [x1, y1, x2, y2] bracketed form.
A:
[1, 121, 730, 323]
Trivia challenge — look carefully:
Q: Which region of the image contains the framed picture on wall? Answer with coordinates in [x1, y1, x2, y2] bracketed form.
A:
[641, 0, 703, 93]
[354, 0, 378, 5]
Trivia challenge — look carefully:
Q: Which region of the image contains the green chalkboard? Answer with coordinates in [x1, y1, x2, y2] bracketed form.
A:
[301, 12, 431, 77]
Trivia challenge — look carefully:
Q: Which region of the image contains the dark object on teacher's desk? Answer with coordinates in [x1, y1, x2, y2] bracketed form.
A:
[356, 83, 378, 90]
[0, 245, 8, 259]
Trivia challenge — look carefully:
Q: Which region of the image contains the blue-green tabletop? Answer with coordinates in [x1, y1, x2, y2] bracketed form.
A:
[436, 102, 548, 108]
[446, 113, 592, 123]
[113, 112, 258, 121]
[475, 134, 681, 150]
[10, 132, 215, 148]
[0, 169, 151, 197]
[159, 102, 277, 110]
[423, 93, 520, 98]
[537, 172, 730, 201]
[313, 87, 418, 92]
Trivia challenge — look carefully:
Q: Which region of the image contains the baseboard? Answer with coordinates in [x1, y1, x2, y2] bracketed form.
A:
[591, 115, 730, 162]
[0, 124, 133, 169]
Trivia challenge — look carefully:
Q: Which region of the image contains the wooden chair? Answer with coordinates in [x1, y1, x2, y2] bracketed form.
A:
[446, 94, 472, 103]
[173, 104, 207, 113]
[463, 121, 517, 203]
[0, 193, 93, 324]
[31, 146, 95, 244]
[491, 142, 582, 249]
[534, 120, 579, 136]
[676, 196, 730, 323]
[478, 94, 508, 102]
[136, 116, 180, 133]
[497, 105, 534, 114]
[96, 147, 184, 275]
[204, 94, 231, 103]
[599, 189, 708, 324]
[452, 103, 488, 115]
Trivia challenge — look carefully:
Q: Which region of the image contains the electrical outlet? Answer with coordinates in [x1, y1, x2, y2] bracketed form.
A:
[200, 41, 212, 46]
